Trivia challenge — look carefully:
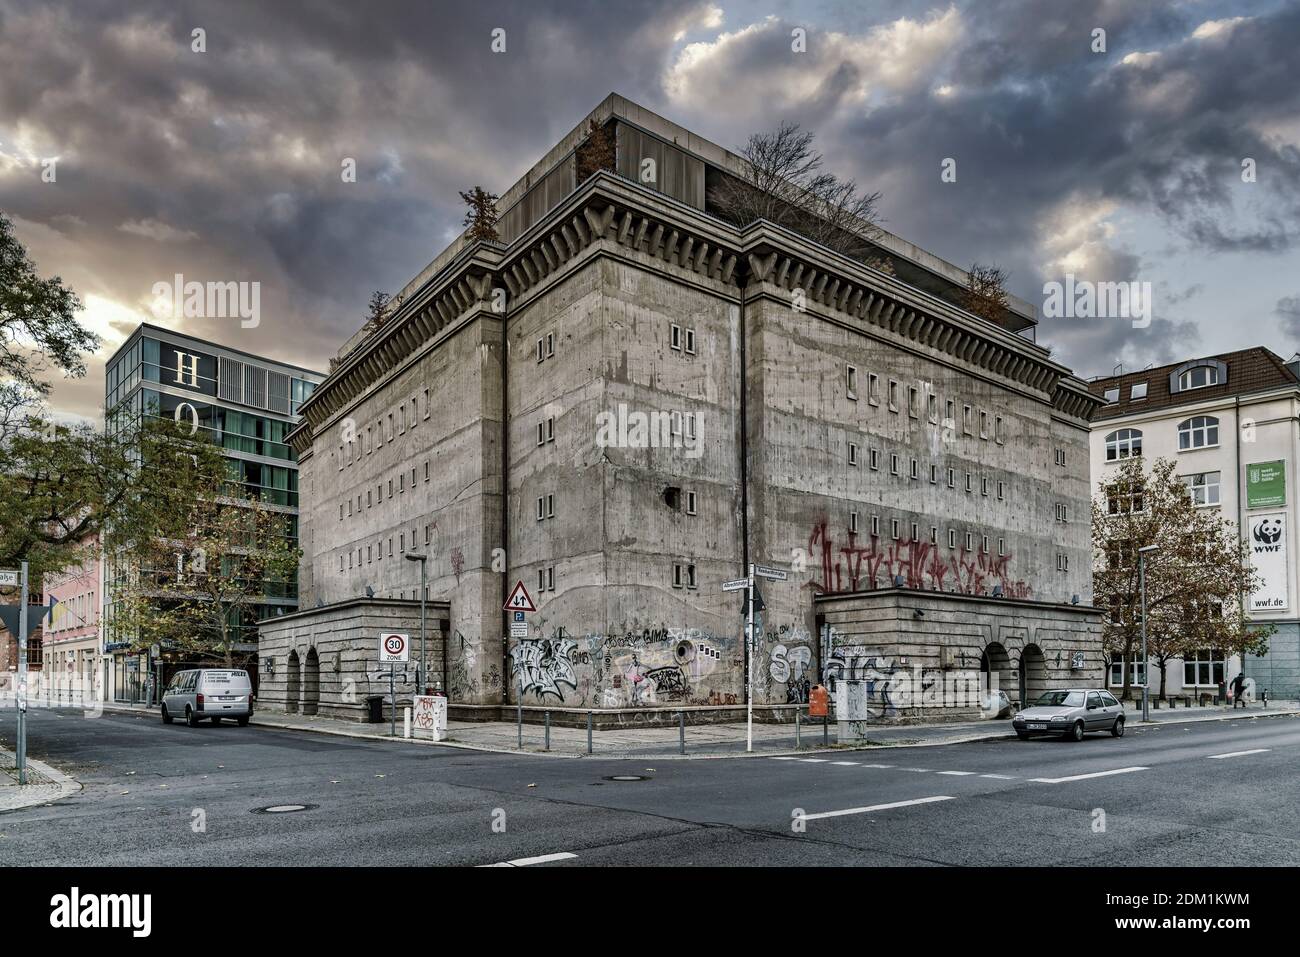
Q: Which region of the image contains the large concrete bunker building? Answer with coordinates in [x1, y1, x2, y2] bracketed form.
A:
[258, 94, 1104, 721]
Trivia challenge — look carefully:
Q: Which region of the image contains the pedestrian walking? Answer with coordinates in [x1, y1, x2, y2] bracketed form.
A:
[1232, 672, 1246, 709]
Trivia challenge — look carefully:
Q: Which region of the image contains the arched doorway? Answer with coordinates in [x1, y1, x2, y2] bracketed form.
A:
[980, 642, 1013, 699]
[303, 648, 320, 716]
[286, 650, 300, 714]
[1020, 644, 1048, 708]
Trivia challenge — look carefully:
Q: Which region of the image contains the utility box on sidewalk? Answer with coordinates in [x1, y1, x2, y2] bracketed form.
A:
[411, 694, 447, 741]
[834, 680, 875, 741]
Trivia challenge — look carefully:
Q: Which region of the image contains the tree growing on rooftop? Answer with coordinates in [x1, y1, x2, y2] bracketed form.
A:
[707, 122, 889, 269]
[575, 118, 616, 183]
[962, 262, 1011, 324]
[460, 186, 500, 243]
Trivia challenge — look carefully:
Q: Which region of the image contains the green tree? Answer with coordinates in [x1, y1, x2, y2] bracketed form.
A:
[0, 211, 96, 399]
[1092, 456, 1272, 700]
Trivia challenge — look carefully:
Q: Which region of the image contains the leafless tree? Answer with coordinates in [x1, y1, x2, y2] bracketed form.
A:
[460, 186, 500, 243]
[575, 119, 616, 183]
[709, 122, 889, 268]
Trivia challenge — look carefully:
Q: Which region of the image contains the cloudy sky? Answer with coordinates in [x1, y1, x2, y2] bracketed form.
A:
[3, 0, 1298, 421]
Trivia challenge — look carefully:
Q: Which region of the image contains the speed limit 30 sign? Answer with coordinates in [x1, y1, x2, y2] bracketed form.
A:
[378, 632, 409, 663]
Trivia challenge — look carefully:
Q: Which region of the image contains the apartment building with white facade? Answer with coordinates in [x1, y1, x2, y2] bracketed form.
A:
[1088, 348, 1300, 699]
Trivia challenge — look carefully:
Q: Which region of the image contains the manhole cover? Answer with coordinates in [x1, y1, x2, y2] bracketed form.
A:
[603, 775, 648, 782]
[252, 803, 318, 814]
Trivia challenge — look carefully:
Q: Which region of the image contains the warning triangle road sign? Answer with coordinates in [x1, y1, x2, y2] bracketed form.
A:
[503, 580, 537, 613]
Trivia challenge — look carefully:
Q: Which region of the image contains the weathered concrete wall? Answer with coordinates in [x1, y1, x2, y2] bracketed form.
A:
[300, 312, 504, 704]
[815, 589, 1104, 719]
[504, 255, 746, 707]
[257, 599, 449, 721]
[742, 286, 1094, 705]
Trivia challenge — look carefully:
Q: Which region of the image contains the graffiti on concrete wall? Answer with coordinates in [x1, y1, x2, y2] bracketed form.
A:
[807, 519, 1031, 598]
[510, 634, 578, 701]
[767, 627, 814, 703]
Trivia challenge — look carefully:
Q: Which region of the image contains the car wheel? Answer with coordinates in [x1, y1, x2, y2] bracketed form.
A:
[237, 716, 250, 727]
[161, 705, 172, 724]
[1015, 730, 1029, 740]
[185, 707, 198, 728]
[1070, 720, 1085, 742]
[1111, 716, 1125, 738]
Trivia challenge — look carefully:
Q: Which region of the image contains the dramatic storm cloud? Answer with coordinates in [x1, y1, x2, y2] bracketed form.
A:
[2, 0, 1298, 419]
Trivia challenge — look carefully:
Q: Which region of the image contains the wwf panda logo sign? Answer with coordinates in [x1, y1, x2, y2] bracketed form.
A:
[1253, 517, 1284, 546]
[1249, 514, 1288, 612]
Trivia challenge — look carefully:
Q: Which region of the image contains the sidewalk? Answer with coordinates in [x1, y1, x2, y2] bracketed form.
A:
[0, 746, 81, 813]
[93, 697, 1300, 759]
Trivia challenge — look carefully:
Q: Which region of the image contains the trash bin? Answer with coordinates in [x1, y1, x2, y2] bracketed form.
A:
[365, 695, 384, 723]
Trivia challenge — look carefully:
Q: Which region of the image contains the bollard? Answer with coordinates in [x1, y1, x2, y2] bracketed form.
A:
[678, 711, 686, 755]
[544, 710, 551, 752]
[823, 714, 829, 746]
[403, 706, 411, 739]
[795, 708, 801, 749]
[517, 698, 523, 749]
[587, 711, 593, 755]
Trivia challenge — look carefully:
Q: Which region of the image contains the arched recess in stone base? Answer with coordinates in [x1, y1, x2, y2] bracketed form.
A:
[1019, 643, 1048, 708]
[980, 642, 1013, 701]
[286, 649, 301, 714]
[303, 647, 320, 716]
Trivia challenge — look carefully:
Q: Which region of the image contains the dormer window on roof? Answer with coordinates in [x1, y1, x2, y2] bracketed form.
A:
[1170, 359, 1226, 393]
[1130, 382, 1148, 400]
[1103, 387, 1120, 404]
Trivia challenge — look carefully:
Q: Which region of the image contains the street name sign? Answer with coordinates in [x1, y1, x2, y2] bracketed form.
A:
[722, 578, 749, 592]
[754, 565, 787, 581]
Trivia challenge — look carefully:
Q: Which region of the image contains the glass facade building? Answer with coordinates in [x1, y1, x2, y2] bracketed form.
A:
[102, 324, 322, 702]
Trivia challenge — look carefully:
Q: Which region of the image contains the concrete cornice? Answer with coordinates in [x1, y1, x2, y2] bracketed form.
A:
[815, 585, 1101, 615]
[294, 170, 1098, 451]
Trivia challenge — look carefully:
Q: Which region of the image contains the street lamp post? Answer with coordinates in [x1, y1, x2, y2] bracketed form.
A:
[1138, 544, 1159, 723]
[404, 552, 428, 693]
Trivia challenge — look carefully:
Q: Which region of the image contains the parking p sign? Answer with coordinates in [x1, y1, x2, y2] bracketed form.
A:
[378, 633, 409, 663]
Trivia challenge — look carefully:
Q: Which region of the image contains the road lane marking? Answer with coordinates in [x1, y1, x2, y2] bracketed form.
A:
[1030, 766, 1149, 784]
[479, 852, 578, 867]
[980, 774, 1017, 780]
[936, 771, 977, 776]
[1207, 749, 1271, 759]
[799, 758, 830, 763]
[798, 795, 956, 822]
[861, 763, 894, 768]
[830, 761, 860, 766]
[898, 767, 931, 772]
[770, 757, 800, 761]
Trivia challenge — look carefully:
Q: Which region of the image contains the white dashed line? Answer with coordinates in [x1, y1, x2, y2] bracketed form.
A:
[479, 852, 577, 867]
[798, 795, 956, 822]
[898, 767, 931, 773]
[980, 774, 1017, 780]
[800, 758, 830, 763]
[770, 756, 800, 761]
[936, 770, 977, 776]
[1030, 766, 1149, 784]
[1207, 749, 1270, 759]
[830, 761, 860, 766]
[861, 763, 894, 769]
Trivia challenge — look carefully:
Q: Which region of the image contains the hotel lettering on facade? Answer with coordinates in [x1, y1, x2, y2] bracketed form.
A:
[258, 95, 1104, 721]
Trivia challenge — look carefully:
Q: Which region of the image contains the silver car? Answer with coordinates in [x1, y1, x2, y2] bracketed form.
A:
[1012, 689, 1124, 741]
[161, 669, 255, 727]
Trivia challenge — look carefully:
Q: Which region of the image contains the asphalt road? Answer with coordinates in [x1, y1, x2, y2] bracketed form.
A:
[2, 707, 1298, 866]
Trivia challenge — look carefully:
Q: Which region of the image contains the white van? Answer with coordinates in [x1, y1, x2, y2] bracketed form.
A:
[161, 669, 255, 727]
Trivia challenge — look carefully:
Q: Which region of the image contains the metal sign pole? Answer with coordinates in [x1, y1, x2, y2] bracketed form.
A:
[16, 562, 29, 785]
[746, 563, 755, 753]
[389, 661, 396, 738]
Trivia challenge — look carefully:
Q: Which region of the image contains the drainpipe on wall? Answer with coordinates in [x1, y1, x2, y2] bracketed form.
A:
[500, 272, 511, 707]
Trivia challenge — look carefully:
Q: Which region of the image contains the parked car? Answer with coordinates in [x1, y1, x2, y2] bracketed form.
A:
[1012, 688, 1124, 741]
[161, 669, 254, 727]
[980, 689, 1014, 719]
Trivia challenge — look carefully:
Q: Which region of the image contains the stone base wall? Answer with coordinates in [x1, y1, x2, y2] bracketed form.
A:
[816, 587, 1104, 719]
[257, 598, 450, 721]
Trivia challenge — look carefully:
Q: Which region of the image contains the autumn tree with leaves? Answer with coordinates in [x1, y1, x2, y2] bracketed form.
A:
[575, 118, 616, 183]
[460, 186, 500, 243]
[1092, 456, 1272, 701]
[963, 262, 1011, 324]
[108, 427, 300, 667]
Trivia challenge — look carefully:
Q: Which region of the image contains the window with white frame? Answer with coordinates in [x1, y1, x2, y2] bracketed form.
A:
[1182, 471, 1221, 507]
[686, 490, 697, 515]
[908, 386, 919, 418]
[850, 511, 859, 534]
[1177, 365, 1219, 391]
[670, 323, 682, 351]
[1177, 416, 1219, 450]
[869, 447, 880, 470]
[849, 443, 858, 466]
[846, 365, 858, 400]
[868, 373, 880, 406]
[1109, 654, 1145, 688]
[685, 328, 696, 355]
[891, 518, 901, 540]
[888, 379, 899, 411]
[1104, 428, 1143, 461]
[948, 528, 957, 548]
